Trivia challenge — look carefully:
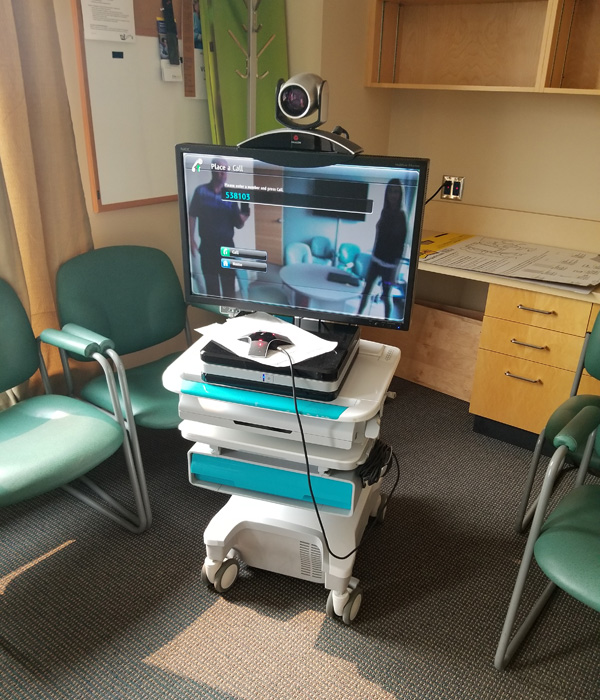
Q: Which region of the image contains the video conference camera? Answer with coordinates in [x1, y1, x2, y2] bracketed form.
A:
[276, 73, 329, 129]
[239, 73, 362, 155]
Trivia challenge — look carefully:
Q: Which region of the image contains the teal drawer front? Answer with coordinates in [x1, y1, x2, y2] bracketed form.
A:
[180, 380, 347, 419]
[190, 453, 353, 510]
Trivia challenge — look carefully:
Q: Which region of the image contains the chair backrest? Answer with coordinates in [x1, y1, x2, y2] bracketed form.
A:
[56, 246, 187, 356]
[337, 243, 360, 267]
[310, 236, 333, 263]
[0, 279, 39, 393]
[285, 242, 313, 266]
[584, 312, 600, 380]
[353, 252, 372, 280]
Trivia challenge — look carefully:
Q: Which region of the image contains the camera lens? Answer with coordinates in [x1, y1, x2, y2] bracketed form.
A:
[280, 85, 309, 118]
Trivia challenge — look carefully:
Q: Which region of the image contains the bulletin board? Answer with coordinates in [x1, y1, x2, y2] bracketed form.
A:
[72, 0, 211, 212]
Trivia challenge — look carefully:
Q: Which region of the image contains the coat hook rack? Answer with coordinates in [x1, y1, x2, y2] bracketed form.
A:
[228, 0, 277, 137]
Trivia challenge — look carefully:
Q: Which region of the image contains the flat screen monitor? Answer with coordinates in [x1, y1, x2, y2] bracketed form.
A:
[176, 141, 429, 331]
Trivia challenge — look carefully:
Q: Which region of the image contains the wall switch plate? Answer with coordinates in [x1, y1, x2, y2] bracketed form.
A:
[441, 176, 464, 201]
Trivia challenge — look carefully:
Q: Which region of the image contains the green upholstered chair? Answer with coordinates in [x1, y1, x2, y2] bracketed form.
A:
[336, 243, 361, 272]
[310, 236, 334, 265]
[495, 404, 600, 669]
[284, 242, 313, 265]
[55, 245, 188, 435]
[516, 312, 600, 531]
[0, 279, 148, 532]
[352, 252, 372, 280]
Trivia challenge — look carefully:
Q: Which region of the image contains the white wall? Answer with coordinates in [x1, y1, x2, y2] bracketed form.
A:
[311, 0, 600, 314]
[55, 0, 600, 274]
[54, 0, 326, 263]
[320, 0, 392, 155]
[53, 0, 328, 331]
[389, 90, 600, 253]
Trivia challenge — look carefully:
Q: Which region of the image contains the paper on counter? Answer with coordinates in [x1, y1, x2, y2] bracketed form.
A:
[420, 233, 600, 288]
[195, 312, 337, 367]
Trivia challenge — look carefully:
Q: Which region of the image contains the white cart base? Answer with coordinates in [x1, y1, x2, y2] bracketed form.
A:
[201, 482, 385, 623]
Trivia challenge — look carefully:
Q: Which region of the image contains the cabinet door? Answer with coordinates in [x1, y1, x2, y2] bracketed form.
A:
[368, 0, 551, 89]
[479, 315, 583, 371]
[470, 348, 575, 434]
[545, 0, 600, 91]
[367, 0, 600, 95]
[484, 285, 591, 335]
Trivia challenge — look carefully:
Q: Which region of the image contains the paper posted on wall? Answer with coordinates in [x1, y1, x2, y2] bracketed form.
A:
[420, 233, 600, 291]
[81, 0, 135, 42]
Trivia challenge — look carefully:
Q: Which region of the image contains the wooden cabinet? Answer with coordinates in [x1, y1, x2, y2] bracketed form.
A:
[361, 302, 482, 401]
[580, 303, 600, 395]
[469, 284, 593, 434]
[367, 0, 600, 94]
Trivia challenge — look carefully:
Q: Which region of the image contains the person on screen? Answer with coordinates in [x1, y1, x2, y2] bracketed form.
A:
[193, 0, 203, 49]
[188, 158, 250, 298]
[357, 178, 407, 319]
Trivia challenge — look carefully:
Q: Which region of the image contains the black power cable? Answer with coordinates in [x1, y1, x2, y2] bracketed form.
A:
[425, 181, 445, 205]
[278, 347, 400, 560]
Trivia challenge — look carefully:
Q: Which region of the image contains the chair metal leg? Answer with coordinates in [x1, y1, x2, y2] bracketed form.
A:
[498, 581, 558, 669]
[106, 349, 152, 527]
[516, 429, 546, 533]
[495, 444, 567, 670]
[61, 424, 149, 534]
[496, 427, 597, 669]
[517, 430, 578, 534]
[61, 353, 150, 534]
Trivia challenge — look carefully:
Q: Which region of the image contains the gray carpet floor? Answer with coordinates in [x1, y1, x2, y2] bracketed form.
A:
[1, 377, 598, 699]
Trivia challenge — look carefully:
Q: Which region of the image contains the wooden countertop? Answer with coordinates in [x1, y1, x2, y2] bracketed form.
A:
[418, 231, 600, 304]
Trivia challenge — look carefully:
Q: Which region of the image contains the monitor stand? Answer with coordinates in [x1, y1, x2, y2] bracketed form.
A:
[198, 321, 360, 401]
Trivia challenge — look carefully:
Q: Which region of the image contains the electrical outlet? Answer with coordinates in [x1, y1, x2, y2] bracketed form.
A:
[441, 175, 464, 201]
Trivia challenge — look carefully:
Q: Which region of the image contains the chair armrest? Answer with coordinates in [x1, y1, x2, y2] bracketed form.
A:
[553, 405, 600, 453]
[61, 323, 116, 353]
[39, 328, 100, 358]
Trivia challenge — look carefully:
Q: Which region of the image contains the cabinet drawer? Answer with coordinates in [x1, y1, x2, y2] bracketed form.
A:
[470, 349, 575, 434]
[479, 316, 584, 371]
[485, 285, 591, 335]
[589, 304, 600, 332]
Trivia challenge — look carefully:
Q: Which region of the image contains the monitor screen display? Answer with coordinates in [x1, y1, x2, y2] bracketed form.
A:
[176, 142, 428, 330]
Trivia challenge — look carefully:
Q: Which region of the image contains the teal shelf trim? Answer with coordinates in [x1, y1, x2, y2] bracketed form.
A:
[190, 453, 353, 510]
[181, 380, 347, 419]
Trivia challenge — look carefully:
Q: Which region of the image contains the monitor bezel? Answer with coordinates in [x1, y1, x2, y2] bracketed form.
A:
[176, 142, 429, 331]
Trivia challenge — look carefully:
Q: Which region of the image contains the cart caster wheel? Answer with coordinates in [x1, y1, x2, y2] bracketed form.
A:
[213, 558, 239, 593]
[201, 564, 210, 586]
[375, 494, 388, 524]
[326, 591, 335, 618]
[342, 584, 363, 625]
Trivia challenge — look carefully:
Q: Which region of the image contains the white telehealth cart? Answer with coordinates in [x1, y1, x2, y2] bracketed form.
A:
[163, 324, 399, 624]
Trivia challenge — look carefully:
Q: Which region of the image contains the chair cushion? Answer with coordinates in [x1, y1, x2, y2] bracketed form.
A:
[546, 394, 600, 473]
[534, 484, 600, 612]
[0, 394, 123, 508]
[81, 352, 181, 430]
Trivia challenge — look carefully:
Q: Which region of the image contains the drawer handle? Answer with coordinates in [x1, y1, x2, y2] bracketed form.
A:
[516, 304, 554, 315]
[505, 371, 541, 384]
[510, 338, 548, 351]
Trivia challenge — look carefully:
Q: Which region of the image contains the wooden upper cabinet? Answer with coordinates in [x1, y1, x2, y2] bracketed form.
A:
[367, 0, 600, 94]
[545, 0, 600, 92]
